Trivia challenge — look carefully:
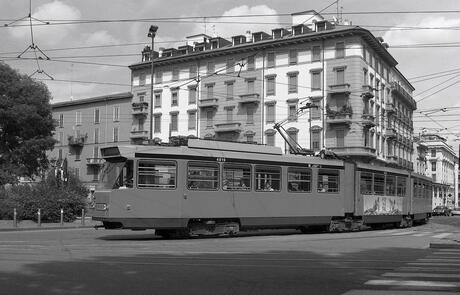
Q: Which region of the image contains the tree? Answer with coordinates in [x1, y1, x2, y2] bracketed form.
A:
[0, 62, 56, 185]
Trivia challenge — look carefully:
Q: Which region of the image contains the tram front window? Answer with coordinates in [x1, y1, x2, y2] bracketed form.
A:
[97, 159, 134, 190]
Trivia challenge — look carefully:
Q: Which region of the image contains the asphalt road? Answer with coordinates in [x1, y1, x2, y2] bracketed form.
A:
[1, 218, 459, 295]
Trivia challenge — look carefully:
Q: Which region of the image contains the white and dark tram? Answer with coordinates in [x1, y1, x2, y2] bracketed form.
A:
[88, 139, 432, 237]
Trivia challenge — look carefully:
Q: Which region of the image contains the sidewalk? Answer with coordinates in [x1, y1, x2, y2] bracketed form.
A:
[0, 218, 101, 232]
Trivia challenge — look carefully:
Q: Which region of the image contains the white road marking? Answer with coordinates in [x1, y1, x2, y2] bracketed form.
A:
[391, 231, 416, 236]
[364, 279, 460, 288]
[412, 232, 432, 237]
[343, 290, 460, 295]
[432, 233, 453, 239]
[382, 272, 460, 279]
[408, 262, 460, 267]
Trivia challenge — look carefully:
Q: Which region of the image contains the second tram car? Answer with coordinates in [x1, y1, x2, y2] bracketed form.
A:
[88, 139, 432, 237]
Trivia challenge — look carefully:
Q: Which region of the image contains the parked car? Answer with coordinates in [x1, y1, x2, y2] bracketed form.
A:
[451, 207, 460, 216]
[432, 206, 452, 216]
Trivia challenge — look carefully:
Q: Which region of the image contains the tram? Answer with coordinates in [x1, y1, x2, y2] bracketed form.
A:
[88, 139, 432, 237]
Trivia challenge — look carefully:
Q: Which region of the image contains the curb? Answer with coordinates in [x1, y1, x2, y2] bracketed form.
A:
[429, 241, 460, 249]
[0, 225, 98, 232]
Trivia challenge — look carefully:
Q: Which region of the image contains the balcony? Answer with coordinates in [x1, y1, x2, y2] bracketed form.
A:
[329, 83, 351, 95]
[361, 85, 374, 99]
[214, 122, 242, 133]
[391, 82, 416, 108]
[86, 158, 104, 166]
[199, 98, 219, 109]
[132, 101, 148, 108]
[130, 130, 149, 140]
[361, 113, 375, 126]
[386, 155, 398, 165]
[328, 146, 376, 159]
[326, 113, 352, 126]
[68, 135, 86, 147]
[239, 93, 260, 104]
[132, 105, 149, 117]
[386, 103, 396, 114]
[385, 128, 397, 139]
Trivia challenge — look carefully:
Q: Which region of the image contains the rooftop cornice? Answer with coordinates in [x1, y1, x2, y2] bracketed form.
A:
[52, 92, 132, 108]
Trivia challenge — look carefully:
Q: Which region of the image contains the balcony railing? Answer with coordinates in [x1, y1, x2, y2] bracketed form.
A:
[68, 135, 86, 147]
[86, 158, 104, 166]
[199, 98, 219, 109]
[130, 130, 149, 139]
[132, 101, 148, 108]
[329, 83, 351, 95]
[239, 93, 260, 104]
[132, 106, 149, 116]
[328, 146, 376, 158]
[391, 82, 416, 108]
[385, 128, 397, 138]
[386, 155, 398, 165]
[214, 122, 242, 133]
[361, 85, 374, 99]
[385, 103, 396, 114]
[326, 113, 352, 126]
[361, 113, 375, 126]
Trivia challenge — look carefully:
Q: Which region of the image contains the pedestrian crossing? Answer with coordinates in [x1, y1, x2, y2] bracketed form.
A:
[376, 229, 456, 239]
[342, 248, 460, 295]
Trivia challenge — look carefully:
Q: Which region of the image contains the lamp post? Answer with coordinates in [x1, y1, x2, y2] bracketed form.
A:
[148, 25, 158, 141]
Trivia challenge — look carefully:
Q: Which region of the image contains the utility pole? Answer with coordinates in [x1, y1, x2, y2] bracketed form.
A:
[148, 25, 158, 141]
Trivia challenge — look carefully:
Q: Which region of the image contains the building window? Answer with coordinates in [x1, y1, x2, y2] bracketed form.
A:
[247, 55, 255, 70]
[431, 161, 436, 171]
[335, 42, 345, 58]
[59, 114, 64, 128]
[226, 82, 234, 100]
[288, 73, 298, 93]
[206, 110, 213, 128]
[94, 128, 99, 144]
[266, 103, 275, 123]
[311, 130, 320, 151]
[288, 104, 297, 122]
[139, 73, 146, 86]
[246, 133, 254, 143]
[266, 133, 275, 146]
[311, 71, 321, 90]
[289, 49, 297, 65]
[75, 111, 82, 126]
[188, 86, 196, 104]
[75, 149, 81, 161]
[154, 93, 162, 108]
[172, 67, 179, 81]
[189, 65, 197, 79]
[170, 113, 178, 131]
[113, 127, 119, 142]
[113, 106, 120, 122]
[267, 52, 275, 68]
[58, 149, 63, 160]
[226, 108, 233, 123]
[246, 105, 254, 124]
[74, 167, 80, 177]
[207, 61, 215, 74]
[336, 68, 345, 85]
[431, 149, 436, 157]
[285, 129, 298, 154]
[188, 111, 196, 130]
[336, 129, 344, 147]
[310, 100, 321, 120]
[94, 108, 100, 124]
[266, 76, 275, 96]
[154, 114, 161, 133]
[312, 46, 321, 62]
[93, 146, 99, 158]
[171, 91, 178, 106]
[155, 71, 162, 84]
[247, 79, 255, 94]
[363, 69, 368, 85]
[226, 58, 234, 73]
[206, 84, 214, 99]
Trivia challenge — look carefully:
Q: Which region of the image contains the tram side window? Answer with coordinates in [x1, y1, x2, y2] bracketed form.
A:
[223, 164, 251, 191]
[288, 167, 311, 192]
[317, 169, 339, 193]
[360, 172, 373, 194]
[137, 160, 176, 189]
[373, 173, 384, 195]
[255, 166, 281, 192]
[187, 162, 219, 190]
[385, 175, 396, 196]
[396, 176, 407, 197]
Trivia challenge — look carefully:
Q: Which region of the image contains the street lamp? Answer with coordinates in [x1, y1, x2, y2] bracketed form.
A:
[148, 25, 158, 141]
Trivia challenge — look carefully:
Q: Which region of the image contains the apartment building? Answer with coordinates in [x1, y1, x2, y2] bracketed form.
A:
[420, 133, 459, 208]
[49, 92, 132, 186]
[129, 10, 416, 169]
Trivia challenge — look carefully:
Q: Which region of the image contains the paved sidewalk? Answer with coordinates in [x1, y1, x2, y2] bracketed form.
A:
[0, 218, 101, 232]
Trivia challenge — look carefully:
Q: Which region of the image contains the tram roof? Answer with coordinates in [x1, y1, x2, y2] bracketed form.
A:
[102, 140, 345, 167]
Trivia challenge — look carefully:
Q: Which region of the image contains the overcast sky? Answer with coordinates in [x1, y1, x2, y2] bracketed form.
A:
[1, 0, 460, 145]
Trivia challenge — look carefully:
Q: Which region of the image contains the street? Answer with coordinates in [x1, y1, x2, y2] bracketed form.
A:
[0, 217, 459, 295]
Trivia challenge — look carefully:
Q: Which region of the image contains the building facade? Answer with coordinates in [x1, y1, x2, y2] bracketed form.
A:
[49, 92, 132, 187]
[419, 134, 459, 208]
[129, 10, 416, 170]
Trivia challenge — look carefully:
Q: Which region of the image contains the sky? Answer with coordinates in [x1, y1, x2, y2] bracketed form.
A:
[1, 0, 460, 146]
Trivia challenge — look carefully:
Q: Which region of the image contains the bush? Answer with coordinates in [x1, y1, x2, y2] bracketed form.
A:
[0, 171, 88, 222]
